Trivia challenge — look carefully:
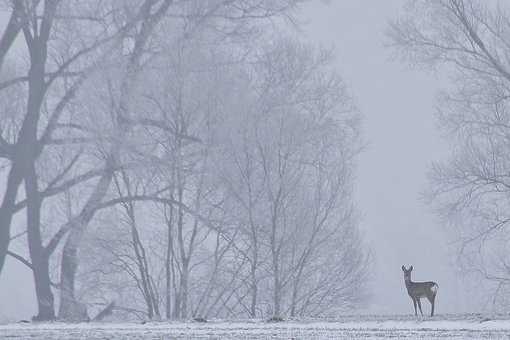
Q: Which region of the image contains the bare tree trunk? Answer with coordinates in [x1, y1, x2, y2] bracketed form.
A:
[130, 209, 156, 319]
[171, 174, 193, 320]
[248, 204, 259, 318]
[25, 164, 55, 321]
[165, 203, 174, 319]
[247, 182, 259, 318]
[249, 261, 258, 318]
[0, 165, 24, 273]
[173, 283, 181, 319]
[272, 267, 281, 318]
[175, 180, 185, 319]
[59, 234, 90, 322]
[58, 171, 113, 321]
[180, 260, 189, 318]
[270, 198, 282, 318]
[289, 265, 305, 318]
[30, 255, 55, 321]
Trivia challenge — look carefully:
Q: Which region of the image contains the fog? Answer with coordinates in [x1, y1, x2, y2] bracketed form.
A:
[301, 1, 466, 314]
[0, 0, 506, 324]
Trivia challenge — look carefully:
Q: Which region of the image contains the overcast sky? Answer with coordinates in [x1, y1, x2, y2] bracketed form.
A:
[0, 1, 479, 320]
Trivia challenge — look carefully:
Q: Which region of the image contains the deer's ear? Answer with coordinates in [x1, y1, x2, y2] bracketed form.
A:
[409, 265, 413, 271]
[401, 265, 405, 271]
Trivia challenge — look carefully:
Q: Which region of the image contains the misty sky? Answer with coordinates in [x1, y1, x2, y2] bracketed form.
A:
[0, 1, 476, 320]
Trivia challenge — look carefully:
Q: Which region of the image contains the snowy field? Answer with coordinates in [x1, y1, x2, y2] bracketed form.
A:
[1, 314, 510, 339]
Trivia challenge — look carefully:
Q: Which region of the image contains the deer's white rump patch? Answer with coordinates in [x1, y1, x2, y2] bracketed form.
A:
[431, 283, 438, 294]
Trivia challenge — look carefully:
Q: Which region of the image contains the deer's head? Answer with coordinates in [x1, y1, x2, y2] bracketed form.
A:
[401, 265, 413, 283]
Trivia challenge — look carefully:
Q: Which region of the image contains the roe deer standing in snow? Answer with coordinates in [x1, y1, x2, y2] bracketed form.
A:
[402, 265, 438, 316]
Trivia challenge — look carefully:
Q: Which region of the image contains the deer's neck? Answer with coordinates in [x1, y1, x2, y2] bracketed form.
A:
[405, 278, 413, 287]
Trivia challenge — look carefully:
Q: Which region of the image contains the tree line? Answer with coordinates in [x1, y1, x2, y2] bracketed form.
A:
[390, 0, 510, 310]
[0, 0, 368, 321]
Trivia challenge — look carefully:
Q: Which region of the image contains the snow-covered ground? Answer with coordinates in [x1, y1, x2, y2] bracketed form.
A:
[1, 314, 510, 339]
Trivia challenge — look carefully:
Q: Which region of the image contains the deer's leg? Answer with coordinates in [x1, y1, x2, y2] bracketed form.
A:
[417, 298, 423, 316]
[412, 298, 417, 316]
[430, 295, 435, 317]
[426, 295, 434, 317]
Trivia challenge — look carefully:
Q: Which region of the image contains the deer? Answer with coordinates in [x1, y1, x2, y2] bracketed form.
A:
[401, 265, 438, 317]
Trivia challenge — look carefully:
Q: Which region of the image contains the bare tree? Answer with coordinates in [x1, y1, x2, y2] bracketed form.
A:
[389, 0, 510, 308]
[218, 38, 368, 319]
[0, 0, 136, 320]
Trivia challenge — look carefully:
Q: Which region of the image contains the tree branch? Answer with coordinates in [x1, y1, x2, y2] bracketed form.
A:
[6, 250, 33, 270]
